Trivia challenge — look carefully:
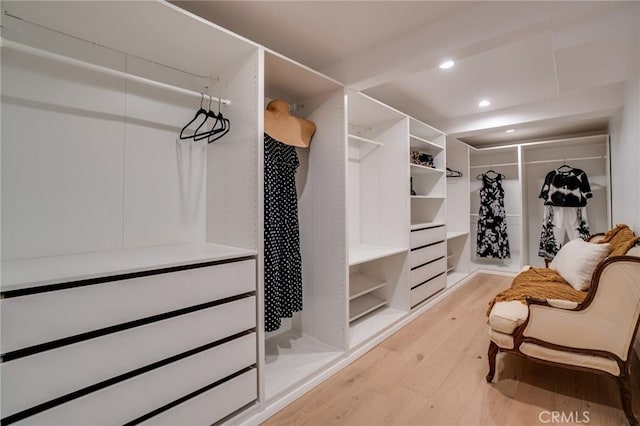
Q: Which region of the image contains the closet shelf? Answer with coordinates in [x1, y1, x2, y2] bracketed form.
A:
[447, 231, 469, 240]
[411, 195, 445, 200]
[470, 213, 521, 217]
[349, 306, 406, 349]
[409, 135, 443, 151]
[524, 155, 606, 165]
[349, 294, 386, 322]
[349, 273, 387, 300]
[1, 243, 257, 292]
[411, 222, 445, 231]
[447, 266, 455, 273]
[410, 164, 445, 175]
[349, 244, 407, 266]
[447, 254, 455, 260]
[348, 134, 383, 147]
[470, 162, 518, 169]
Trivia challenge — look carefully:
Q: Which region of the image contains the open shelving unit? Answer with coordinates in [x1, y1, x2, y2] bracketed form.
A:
[347, 90, 410, 348]
[521, 135, 611, 267]
[469, 145, 523, 273]
[445, 137, 471, 286]
[262, 50, 347, 401]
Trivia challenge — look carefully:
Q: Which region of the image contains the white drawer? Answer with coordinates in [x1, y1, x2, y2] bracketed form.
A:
[1, 259, 255, 353]
[411, 257, 447, 288]
[15, 333, 257, 426]
[141, 368, 257, 426]
[1, 297, 255, 418]
[410, 225, 445, 249]
[411, 273, 446, 308]
[410, 242, 445, 269]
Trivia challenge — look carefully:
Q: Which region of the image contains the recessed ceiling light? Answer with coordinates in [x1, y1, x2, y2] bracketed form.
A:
[478, 99, 491, 107]
[505, 129, 515, 133]
[439, 60, 454, 69]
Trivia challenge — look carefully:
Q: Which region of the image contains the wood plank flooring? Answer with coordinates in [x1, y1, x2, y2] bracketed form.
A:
[263, 273, 640, 426]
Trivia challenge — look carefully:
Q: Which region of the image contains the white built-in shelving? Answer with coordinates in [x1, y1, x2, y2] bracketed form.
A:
[1, 2, 262, 424]
[347, 90, 410, 347]
[521, 135, 610, 267]
[445, 137, 472, 286]
[262, 50, 347, 401]
[469, 145, 523, 273]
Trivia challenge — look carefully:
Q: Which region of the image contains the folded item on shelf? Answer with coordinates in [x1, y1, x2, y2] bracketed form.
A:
[410, 151, 434, 168]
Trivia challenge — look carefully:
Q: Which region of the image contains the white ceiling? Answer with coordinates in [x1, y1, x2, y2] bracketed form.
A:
[175, 1, 640, 147]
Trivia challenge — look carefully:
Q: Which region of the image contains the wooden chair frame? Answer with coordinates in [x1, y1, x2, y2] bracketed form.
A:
[486, 255, 640, 426]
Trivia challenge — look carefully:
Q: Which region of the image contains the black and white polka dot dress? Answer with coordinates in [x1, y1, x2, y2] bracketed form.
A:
[264, 133, 303, 332]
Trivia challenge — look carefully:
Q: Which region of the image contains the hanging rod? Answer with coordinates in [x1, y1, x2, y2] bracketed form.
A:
[0, 38, 231, 106]
[524, 155, 605, 165]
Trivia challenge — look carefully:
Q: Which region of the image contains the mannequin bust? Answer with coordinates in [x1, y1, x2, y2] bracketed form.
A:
[264, 99, 316, 148]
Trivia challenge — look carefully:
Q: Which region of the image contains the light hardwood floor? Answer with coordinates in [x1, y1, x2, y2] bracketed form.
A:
[263, 273, 640, 426]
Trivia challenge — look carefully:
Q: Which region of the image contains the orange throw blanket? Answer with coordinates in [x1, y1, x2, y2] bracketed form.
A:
[596, 224, 640, 256]
[486, 267, 587, 316]
[486, 224, 639, 317]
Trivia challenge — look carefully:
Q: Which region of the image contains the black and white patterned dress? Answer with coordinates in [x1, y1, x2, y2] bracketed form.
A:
[476, 174, 510, 259]
[264, 133, 303, 332]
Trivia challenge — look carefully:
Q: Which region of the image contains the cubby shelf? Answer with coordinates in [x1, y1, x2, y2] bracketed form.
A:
[410, 164, 445, 174]
[349, 293, 387, 322]
[349, 273, 387, 300]
[470, 162, 518, 169]
[349, 244, 407, 266]
[410, 134, 443, 151]
[411, 222, 445, 231]
[446, 231, 469, 240]
[348, 133, 383, 147]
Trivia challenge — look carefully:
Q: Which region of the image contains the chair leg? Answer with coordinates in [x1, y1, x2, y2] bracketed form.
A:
[616, 376, 638, 426]
[486, 341, 499, 382]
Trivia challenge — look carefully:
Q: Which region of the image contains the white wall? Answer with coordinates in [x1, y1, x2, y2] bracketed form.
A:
[610, 78, 640, 232]
[609, 77, 640, 355]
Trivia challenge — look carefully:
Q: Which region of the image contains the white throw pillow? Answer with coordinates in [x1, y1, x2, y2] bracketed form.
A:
[550, 239, 611, 291]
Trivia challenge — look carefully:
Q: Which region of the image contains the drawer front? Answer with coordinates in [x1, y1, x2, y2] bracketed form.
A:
[410, 242, 445, 269]
[410, 225, 445, 249]
[16, 334, 257, 426]
[1, 259, 255, 354]
[142, 368, 257, 426]
[1, 297, 256, 418]
[411, 273, 446, 307]
[411, 257, 447, 288]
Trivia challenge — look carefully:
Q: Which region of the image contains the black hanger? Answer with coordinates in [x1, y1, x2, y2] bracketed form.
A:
[194, 97, 230, 143]
[476, 169, 505, 180]
[193, 96, 224, 140]
[446, 167, 463, 178]
[557, 163, 573, 171]
[179, 93, 209, 140]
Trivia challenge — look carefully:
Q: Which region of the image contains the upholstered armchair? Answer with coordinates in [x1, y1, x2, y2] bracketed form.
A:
[486, 245, 640, 426]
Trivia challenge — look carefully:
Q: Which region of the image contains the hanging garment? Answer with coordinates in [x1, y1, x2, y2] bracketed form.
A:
[476, 174, 511, 259]
[539, 168, 592, 207]
[264, 133, 303, 332]
[538, 206, 590, 259]
[538, 168, 592, 259]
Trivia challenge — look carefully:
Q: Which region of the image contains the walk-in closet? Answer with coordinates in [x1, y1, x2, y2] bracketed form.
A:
[2, 1, 638, 425]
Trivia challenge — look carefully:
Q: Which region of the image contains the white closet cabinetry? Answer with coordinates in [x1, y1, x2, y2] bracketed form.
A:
[347, 90, 410, 347]
[445, 137, 471, 287]
[262, 50, 347, 401]
[409, 120, 447, 307]
[1, 1, 260, 424]
[522, 135, 611, 267]
[470, 146, 524, 273]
